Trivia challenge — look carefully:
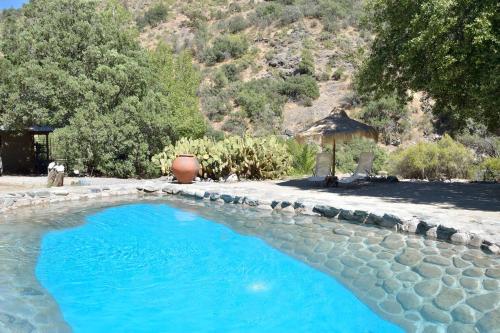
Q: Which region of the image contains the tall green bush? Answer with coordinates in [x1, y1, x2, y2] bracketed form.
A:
[358, 95, 410, 145]
[286, 139, 319, 175]
[136, 2, 169, 29]
[390, 135, 474, 180]
[335, 138, 387, 174]
[203, 34, 249, 65]
[278, 75, 320, 101]
[152, 136, 292, 180]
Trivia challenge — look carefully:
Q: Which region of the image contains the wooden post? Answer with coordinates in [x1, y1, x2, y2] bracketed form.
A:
[45, 134, 49, 163]
[332, 139, 336, 176]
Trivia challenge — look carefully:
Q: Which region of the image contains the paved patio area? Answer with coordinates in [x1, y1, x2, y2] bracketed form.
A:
[1, 176, 499, 244]
[178, 179, 500, 244]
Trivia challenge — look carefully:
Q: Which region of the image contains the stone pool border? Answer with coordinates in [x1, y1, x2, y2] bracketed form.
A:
[1, 181, 498, 255]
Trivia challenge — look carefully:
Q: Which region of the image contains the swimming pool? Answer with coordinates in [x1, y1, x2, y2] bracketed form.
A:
[0, 196, 499, 332]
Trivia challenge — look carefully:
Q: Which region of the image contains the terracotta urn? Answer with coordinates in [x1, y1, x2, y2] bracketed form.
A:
[171, 154, 199, 184]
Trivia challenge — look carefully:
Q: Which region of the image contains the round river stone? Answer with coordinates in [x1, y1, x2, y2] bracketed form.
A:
[483, 279, 499, 291]
[420, 304, 451, 324]
[396, 291, 421, 310]
[414, 280, 440, 297]
[485, 267, 500, 279]
[414, 263, 443, 279]
[423, 255, 451, 266]
[434, 287, 465, 310]
[383, 278, 402, 295]
[380, 299, 403, 315]
[460, 277, 479, 290]
[466, 293, 500, 312]
[451, 304, 476, 324]
[476, 308, 500, 333]
[463, 267, 483, 278]
[396, 249, 422, 266]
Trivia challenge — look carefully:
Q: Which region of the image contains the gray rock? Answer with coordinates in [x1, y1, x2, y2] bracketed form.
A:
[469, 234, 483, 248]
[396, 291, 421, 310]
[338, 210, 355, 221]
[466, 293, 500, 312]
[377, 268, 393, 279]
[383, 278, 402, 294]
[396, 271, 420, 282]
[142, 186, 159, 193]
[381, 234, 405, 250]
[209, 193, 220, 201]
[312, 205, 340, 218]
[447, 323, 476, 333]
[460, 277, 479, 290]
[53, 190, 69, 196]
[442, 275, 455, 287]
[396, 248, 422, 266]
[220, 194, 234, 203]
[450, 232, 470, 244]
[483, 279, 499, 291]
[333, 228, 354, 237]
[472, 257, 494, 268]
[463, 267, 483, 277]
[453, 256, 470, 268]
[314, 241, 333, 253]
[414, 263, 443, 279]
[434, 287, 465, 310]
[426, 227, 438, 239]
[340, 256, 364, 268]
[445, 267, 461, 275]
[451, 304, 476, 324]
[379, 213, 402, 228]
[436, 225, 457, 240]
[324, 259, 342, 272]
[476, 308, 500, 333]
[421, 304, 451, 324]
[424, 255, 451, 266]
[365, 213, 382, 224]
[380, 300, 403, 314]
[414, 280, 440, 297]
[244, 198, 259, 206]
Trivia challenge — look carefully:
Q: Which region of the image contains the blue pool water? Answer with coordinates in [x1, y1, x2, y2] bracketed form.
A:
[36, 203, 402, 333]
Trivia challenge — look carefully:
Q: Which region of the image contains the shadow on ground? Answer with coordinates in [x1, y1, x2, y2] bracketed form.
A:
[277, 178, 500, 212]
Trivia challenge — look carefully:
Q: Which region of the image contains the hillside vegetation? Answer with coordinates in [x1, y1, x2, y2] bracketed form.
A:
[122, 0, 369, 136]
[1, 0, 498, 180]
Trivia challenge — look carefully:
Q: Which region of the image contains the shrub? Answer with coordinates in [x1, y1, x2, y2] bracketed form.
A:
[204, 34, 249, 65]
[136, 2, 169, 29]
[477, 157, 500, 182]
[250, 2, 283, 26]
[297, 48, 315, 76]
[335, 137, 388, 174]
[279, 5, 303, 26]
[221, 116, 247, 134]
[225, 15, 249, 33]
[390, 135, 474, 180]
[220, 63, 241, 82]
[286, 139, 319, 175]
[235, 78, 286, 122]
[278, 75, 320, 101]
[358, 95, 410, 146]
[152, 136, 292, 180]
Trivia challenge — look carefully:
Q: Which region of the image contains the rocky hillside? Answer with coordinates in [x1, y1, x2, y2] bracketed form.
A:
[121, 0, 375, 136]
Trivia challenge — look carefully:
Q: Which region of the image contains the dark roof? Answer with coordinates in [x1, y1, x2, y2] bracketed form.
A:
[0, 125, 54, 133]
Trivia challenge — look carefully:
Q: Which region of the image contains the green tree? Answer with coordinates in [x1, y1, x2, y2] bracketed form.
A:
[357, 0, 499, 131]
[1, 0, 205, 177]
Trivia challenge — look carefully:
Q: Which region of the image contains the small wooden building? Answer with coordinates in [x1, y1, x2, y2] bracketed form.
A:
[0, 125, 54, 175]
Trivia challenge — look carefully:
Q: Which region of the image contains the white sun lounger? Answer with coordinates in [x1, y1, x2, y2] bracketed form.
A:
[338, 152, 374, 184]
[308, 152, 333, 182]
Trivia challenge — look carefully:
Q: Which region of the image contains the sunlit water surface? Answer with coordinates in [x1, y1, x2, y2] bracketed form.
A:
[35, 203, 401, 333]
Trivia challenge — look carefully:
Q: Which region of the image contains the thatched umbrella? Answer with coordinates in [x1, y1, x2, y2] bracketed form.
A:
[296, 108, 378, 176]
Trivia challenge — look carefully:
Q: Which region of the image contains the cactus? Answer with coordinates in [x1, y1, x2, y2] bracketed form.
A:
[152, 136, 292, 180]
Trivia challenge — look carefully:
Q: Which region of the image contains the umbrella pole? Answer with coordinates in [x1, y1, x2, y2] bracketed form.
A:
[332, 139, 336, 176]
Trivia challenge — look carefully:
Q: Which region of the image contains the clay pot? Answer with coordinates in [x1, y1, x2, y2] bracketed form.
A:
[171, 154, 199, 184]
